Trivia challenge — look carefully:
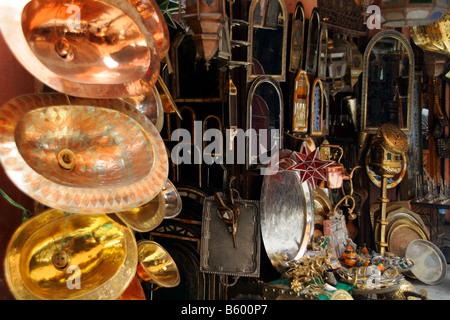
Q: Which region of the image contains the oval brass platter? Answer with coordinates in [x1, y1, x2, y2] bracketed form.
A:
[5, 209, 138, 300]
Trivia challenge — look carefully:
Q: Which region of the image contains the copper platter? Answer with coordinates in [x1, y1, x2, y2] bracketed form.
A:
[387, 219, 429, 258]
[0, 93, 168, 214]
[260, 153, 314, 273]
[4, 209, 138, 300]
[0, 0, 168, 98]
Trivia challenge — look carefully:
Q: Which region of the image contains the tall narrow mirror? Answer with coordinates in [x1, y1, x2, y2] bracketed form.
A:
[361, 30, 414, 134]
[317, 25, 328, 80]
[292, 70, 310, 133]
[305, 8, 320, 76]
[289, 2, 305, 73]
[247, 0, 288, 82]
[247, 76, 284, 170]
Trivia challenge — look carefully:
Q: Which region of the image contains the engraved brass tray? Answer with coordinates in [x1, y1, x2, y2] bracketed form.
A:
[260, 155, 314, 273]
[4, 209, 138, 300]
[0, 93, 168, 214]
[200, 196, 260, 277]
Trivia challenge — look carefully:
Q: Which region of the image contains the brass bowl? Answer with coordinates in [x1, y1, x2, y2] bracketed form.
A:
[4, 209, 138, 300]
[0, 93, 168, 214]
[136, 240, 180, 288]
[0, 0, 168, 98]
[116, 192, 166, 232]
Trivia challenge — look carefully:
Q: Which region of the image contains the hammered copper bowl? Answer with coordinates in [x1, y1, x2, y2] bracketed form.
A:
[0, 93, 168, 214]
[4, 209, 138, 300]
[136, 240, 180, 288]
[0, 0, 168, 98]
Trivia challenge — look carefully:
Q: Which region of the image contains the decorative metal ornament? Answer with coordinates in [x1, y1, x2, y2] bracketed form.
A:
[183, 0, 226, 65]
[0, 93, 169, 214]
[4, 209, 138, 300]
[378, 0, 448, 27]
[0, 0, 166, 98]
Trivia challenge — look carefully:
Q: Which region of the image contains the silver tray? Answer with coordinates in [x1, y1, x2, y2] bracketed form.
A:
[405, 239, 447, 285]
[200, 197, 260, 278]
[260, 164, 314, 273]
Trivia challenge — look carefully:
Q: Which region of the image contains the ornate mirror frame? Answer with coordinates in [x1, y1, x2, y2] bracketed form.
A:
[361, 30, 415, 134]
[247, 0, 288, 83]
[289, 2, 305, 73]
[317, 25, 328, 80]
[246, 75, 284, 170]
[292, 70, 310, 133]
[305, 8, 320, 76]
[310, 78, 324, 136]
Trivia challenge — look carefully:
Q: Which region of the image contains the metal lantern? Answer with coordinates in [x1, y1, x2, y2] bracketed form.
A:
[183, 0, 226, 65]
[378, 0, 449, 27]
[368, 123, 410, 254]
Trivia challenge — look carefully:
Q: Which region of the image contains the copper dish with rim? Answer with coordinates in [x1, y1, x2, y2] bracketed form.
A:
[0, 0, 168, 98]
[0, 93, 168, 214]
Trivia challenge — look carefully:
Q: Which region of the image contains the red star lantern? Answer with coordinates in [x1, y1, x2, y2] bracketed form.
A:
[285, 146, 335, 187]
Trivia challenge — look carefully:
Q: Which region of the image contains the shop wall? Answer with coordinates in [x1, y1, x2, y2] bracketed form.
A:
[0, 33, 36, 299]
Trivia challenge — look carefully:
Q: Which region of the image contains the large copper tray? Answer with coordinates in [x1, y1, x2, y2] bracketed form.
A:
[387, 218, 429, 258]
[260, 155, 314, 273]
[0, 93, 168, 214]
[0, 0, 168, 98]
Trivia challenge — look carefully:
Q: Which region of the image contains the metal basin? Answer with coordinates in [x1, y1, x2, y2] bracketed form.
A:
[0, 0, 168, 98]
[4, 209, 138, 300]
[0, 93, 168, 213]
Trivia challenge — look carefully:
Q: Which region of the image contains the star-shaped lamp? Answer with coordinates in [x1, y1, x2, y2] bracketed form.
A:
[285, 145, 334, 187]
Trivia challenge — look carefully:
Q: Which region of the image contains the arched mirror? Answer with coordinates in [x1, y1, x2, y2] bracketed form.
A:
[305, 8, 320, 76]
[289, 2, 305, 73]
[246, 76, 284, 170]
[247, 0, 288, 82]
[317, 25, 328, 80]
[361, 30, 414, 134]
[292, 70, 310, 133]
[310, 78, 324, 136]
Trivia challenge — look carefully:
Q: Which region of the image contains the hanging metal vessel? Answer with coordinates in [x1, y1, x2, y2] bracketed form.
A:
[4, 209, 138, 300]
[183, 0, 226, 64]
[0, 0, 168, 98]
[136, 240, 180, 288]
[0, 93, 169, 214]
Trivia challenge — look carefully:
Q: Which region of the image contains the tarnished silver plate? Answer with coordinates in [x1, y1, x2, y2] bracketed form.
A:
[405, 239, 447, 285]
[260, 156, 314, 273]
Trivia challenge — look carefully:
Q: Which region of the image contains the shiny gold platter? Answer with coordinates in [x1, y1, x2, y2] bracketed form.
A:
[313, 187, 332, 218]
[0, 0, 168, 98]
[0, 93, 168, 214]
[4, 209, 138, 300]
